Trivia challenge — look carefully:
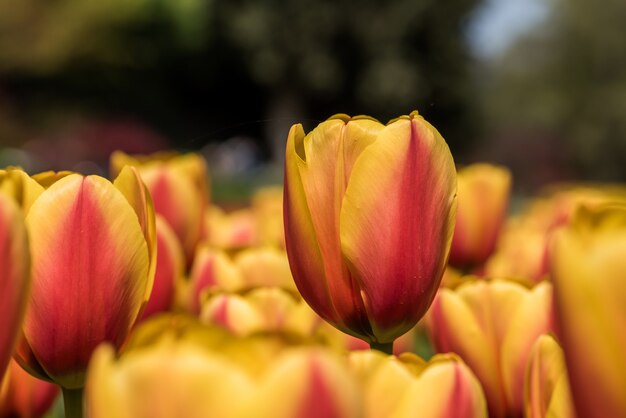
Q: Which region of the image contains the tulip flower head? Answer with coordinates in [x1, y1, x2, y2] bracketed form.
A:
[550, 204, 626, 418]
[283, 111, 456, 350]
[449, 163, 511, 270]
[16, 167, 156, 391]
[428, 278, 554, 418]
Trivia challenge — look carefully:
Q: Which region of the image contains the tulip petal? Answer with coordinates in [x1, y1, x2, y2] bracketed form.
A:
[0, 168, 45, 214]
[24, 174, 149, 388]
[340, 112, 456, 341]
[0, 192, 30, 378]
[114, 165, 158, 308]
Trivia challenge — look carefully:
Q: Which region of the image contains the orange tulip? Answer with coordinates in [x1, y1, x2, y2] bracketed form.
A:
[550, 205, 626, 418]
[15, 167, 156, 393]
[449, 163, 511, 269]
[0, 190, 30, 379]
[0, 359, 59, 418]
[283, 112, 456, 350]
[428, 279, 554, 418]
[111, 151, 209, 265]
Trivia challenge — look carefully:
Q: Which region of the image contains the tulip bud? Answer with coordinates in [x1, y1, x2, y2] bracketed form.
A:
[16, 168, 156, 390]
[283, 112, 456, 348]
[0, 359, 59, 418]
[428, 278, 554, 418]
[550, 205, 626, 418]
[524, 335, 575, 418]
[86, 342, 253, 418]
[204, 206, 257, 249]
[111, 151, 209, 265]
[0, 191, 30, 379]
[201, 288, 319, 338]
[349, 351, 486, 418]
[241, 348, 362, 418]
[251, 186, 285, 248]
[140, 215, 185, 320]
[449, 163, 511, 269]
[187, 246, 243, 314]
[234, 247, 297, 292]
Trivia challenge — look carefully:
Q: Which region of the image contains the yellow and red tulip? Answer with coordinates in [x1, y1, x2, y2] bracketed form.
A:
[15, 167, 156, 390]
[186, 246, 243, 314]
[0, 191, 30, 379]
[349, 351, 486, 418]
[252, 186, 285, 248]
[428, 278, 554, 418]
[111, 151, 209, 265]
[0, 359, 59, 418]
[140, 215, 185, 320]
[449, 163, 511, 269]
[283, 111, 456, 349]
[240, 348, 362, 418]
[86, 341, 252, 418]
[524, 334, 575, 418]
[203, 206, 258, 250]
[550, 205, 626, 418]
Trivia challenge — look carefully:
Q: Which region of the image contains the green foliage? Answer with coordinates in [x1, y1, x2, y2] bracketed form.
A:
[482, 0, 626, 180]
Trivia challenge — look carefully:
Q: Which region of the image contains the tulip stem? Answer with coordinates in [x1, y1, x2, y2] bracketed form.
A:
[62, 387, 84, 418]
[370, 341, 394, 355]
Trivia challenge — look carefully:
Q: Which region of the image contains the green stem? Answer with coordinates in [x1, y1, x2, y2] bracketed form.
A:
[62, 387, 84, 418]
[369, 341, 394, 355]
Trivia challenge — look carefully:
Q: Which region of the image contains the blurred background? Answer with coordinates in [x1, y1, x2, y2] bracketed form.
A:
[0, 0, 624, 200]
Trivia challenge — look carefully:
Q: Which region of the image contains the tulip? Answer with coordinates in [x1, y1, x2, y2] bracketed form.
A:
[251, 186, 285, 248]
[349, 350, 486, 418]
[550, 205, 626, 418]
[14, 167, 156, 417]
[283, 111, 456, 352]
[86, 341, 253, 418]
[0, 191, 30, 379]
[204, 206, 257, 249]
[201, 287, 320, 338]
[111, 151, 209, 265]
[234, 247, 297, 292]
[240, 348, 362, 418]
[449, 163, 511, 270]
[0, 359, 59, 418]
[186, 246, 243, 314]
[140, 215, 185, 320]
[524, 335, 575, 418]
[428, 278, 554, 418]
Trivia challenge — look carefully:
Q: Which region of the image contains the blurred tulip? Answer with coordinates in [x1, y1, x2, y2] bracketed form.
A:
[111, 150, 209, 265]
[428, 278, 554, 418]
[550, 205, 626, 418]
[449, 163, 511, 269]
[525, 335, 575, 418]
[251, 186, 285, 248]
[486, 185, 626, 283]
[201, 287, 320, 338]
[186, 246, 243, 314]
[349, 351, 486, 418]
[240, 348, 362, 418]
[0, 191, 30, 379]
[234, 247, 297, 292]
[0, 360, 58, 418]
[140, 215, 185, 320]
[87, 341, 253, 418]
[284, 111, 456, 350]
[15, 167, 156, 392]
[0, 168, 45, 214]
[204, 206, 257, 249]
